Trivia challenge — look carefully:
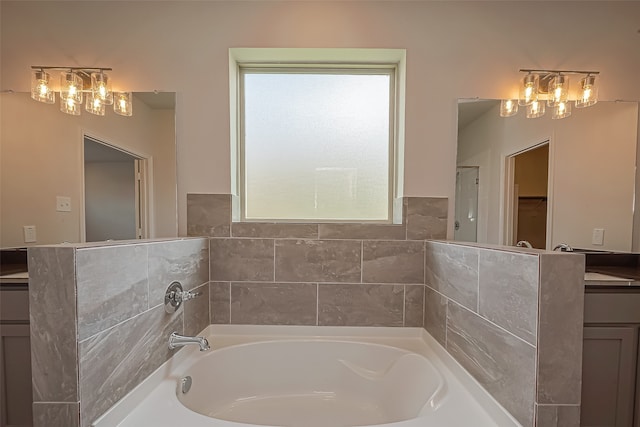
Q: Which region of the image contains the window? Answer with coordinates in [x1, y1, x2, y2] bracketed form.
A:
[230, 49, 406, 223]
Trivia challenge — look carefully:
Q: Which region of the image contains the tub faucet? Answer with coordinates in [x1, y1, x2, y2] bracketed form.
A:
[553, 243, 574, 252]
[516, 240, 532, 248]
[168, 332, 210, 351]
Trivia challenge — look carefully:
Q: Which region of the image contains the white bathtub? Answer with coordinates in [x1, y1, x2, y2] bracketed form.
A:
[93, 326, 520, 427]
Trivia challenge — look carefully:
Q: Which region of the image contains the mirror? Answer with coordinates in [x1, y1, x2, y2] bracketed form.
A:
[0, 91, 177, 247]
[456, 99, 639, 252]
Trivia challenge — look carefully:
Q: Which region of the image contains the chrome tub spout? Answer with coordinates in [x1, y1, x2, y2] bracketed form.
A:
[168, 332, 210, 351]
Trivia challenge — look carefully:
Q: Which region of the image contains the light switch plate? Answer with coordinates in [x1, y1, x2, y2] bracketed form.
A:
[592, 228, 604, 245]
[23, 225, 36, 243]
[56, 196, 71, 212]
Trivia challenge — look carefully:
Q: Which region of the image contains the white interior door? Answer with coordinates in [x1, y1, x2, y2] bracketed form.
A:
[454, 166, 479, 242]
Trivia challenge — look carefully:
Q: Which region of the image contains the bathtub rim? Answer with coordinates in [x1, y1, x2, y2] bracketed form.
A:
[92, 325, 521, 427]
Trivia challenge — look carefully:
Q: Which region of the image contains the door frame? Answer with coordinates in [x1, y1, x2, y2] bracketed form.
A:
[79, 130, 153, 242]
[500, 137, 555, 249]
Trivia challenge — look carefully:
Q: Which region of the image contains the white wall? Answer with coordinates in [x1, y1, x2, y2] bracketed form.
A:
[0, 92, 177, 247]
[458, 101, 638, 251]
[2, 1, 639, 237]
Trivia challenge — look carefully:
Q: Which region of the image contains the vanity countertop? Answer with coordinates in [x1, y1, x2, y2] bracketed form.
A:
[0, 271, 28, 285]
[584, 272, 640, 288]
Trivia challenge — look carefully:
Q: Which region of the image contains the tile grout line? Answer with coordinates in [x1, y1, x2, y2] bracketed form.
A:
[449, 298, 537, 349]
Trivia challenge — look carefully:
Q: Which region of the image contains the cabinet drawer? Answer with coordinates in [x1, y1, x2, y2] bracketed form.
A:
[584, 292, 640, 324]
[0, 287, 30, 322]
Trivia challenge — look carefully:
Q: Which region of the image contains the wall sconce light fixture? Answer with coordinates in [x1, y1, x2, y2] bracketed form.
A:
[30, 66, 132, 117]
[501, 69, 599, 120]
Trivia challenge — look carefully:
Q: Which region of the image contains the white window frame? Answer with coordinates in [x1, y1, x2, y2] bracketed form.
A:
[229, 48, 406, 223]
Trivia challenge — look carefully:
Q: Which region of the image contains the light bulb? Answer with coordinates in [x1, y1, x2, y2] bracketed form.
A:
[60, 96, 81, 116]
[547, 75, 569, 107]
[91, 72, 113, 105]
[60, 71, 83, 104]
[552, 100, 571, 119]
[576, 74, 598, 108]
[518, 74, 539, 106]
[85, 92, 105, 116]
[114, 92, 133, 116]
[526, 100, 545, 119]
[500, 99, 518, 117]
[30, 69, 55, 104]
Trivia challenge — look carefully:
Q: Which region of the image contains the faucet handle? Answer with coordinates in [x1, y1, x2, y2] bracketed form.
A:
[165, 282, 204, 312]
[181, 290, 202, 301]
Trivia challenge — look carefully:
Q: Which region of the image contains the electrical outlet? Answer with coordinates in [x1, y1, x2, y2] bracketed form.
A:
[56, 196, 71, 212]
[592, 228, 605, 245]
[23, 225, 36, 243]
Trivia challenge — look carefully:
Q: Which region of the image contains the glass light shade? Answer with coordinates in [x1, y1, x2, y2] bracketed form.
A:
[85, 93, 105, 116]
[114, 92, 133, 116]
[526, 100, 545, 118]
[518, 74, 539, 106]
[547, 74, 569, 107]
[60, 96, 81, 116]
[500, 99, 518, 117]
[60, 71, 83, 104]
[30, 70, 55, 104]
[552, 100, 571, 119]
[575, 74, 598, 108]
[91, 72, 113, 105]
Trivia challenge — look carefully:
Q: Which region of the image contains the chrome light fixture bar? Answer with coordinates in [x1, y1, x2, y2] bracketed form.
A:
[500, 69, 599, 120]
[30, 66, 132, 117]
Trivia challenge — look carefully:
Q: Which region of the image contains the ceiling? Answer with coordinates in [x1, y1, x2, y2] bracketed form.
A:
[457, 99, 499, 130]
[134, 92, 175, 110]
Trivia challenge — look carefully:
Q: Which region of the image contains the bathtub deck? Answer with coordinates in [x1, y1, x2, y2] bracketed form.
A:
[93, 325, 521, 427]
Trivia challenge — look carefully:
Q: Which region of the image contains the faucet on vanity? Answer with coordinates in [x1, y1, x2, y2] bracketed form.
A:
[168, 332, 210, 351]
[553, 243, 574, 252]
[515, 240, 533, 248]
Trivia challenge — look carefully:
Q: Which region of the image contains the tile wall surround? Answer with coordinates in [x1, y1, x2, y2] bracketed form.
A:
[188, 193, 447, 327]
[28, 238, 209, 427]
[27, 194, 585, 427]
[423, 240, 585, 427]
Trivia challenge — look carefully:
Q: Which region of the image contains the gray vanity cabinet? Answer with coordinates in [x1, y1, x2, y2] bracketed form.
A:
[581, 290, 640, 427]
[0, 284, 32, 427]
[581, 326, 638, 426]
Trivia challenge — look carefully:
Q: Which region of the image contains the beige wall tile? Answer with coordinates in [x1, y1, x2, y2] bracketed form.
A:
[362, 240, 424, 284]
[425, 241, 478, 311]
[447, 301, 536, 427]
[318, 223, 406, 240]
[187, 193, 231, 237]
[210, 238, 274, 281]
[537, 253, 585, 405]
[230, 282, 317, 325]
[210, 282, 230, 324]
[478, 250, 539, 345]
[275, 240, 361, 283]
[406, 197, 447, 240]
[404, 285, 425, 327]
[318, 283, 404, 326]
[232, 222, 318, 239]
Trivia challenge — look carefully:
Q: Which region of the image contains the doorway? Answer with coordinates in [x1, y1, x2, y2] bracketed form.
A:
[83, 136, 148, 242]
[505, 143, 550, 249]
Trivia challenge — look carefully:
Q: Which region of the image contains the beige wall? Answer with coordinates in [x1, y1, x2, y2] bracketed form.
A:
[0, 93, 177, 247]
[458, 101, 638, 251]
[2, 1, 640, 236]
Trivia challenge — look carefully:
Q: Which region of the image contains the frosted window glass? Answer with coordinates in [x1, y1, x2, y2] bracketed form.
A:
[242, 72, 391, 221]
